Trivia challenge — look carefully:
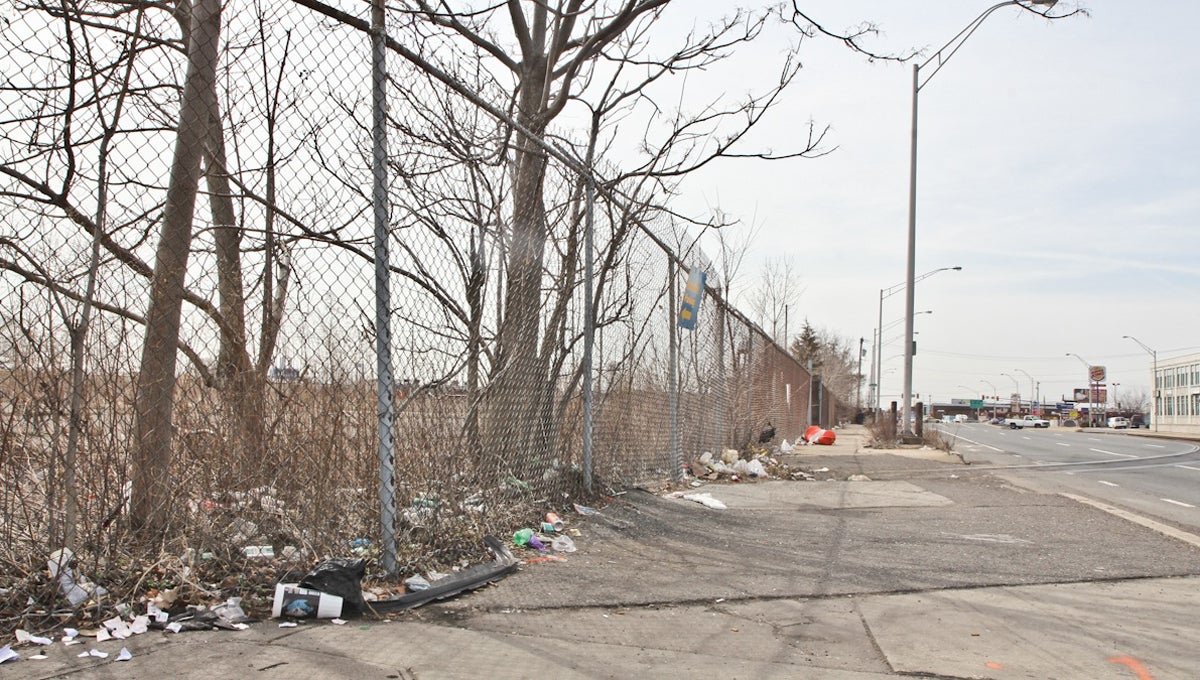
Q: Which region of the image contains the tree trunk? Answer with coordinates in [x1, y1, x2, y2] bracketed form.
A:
[490, 62, 552, 476]
[131, 0, 222, 539]
[203, 79, 266, 477]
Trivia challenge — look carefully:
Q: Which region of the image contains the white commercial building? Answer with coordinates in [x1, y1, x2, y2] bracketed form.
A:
[1155, 352, 1200, 435]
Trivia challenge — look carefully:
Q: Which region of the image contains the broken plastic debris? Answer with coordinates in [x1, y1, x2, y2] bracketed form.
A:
[681, 492, 727, 510]
[551, 535, 577, 553]
[88, 649, 108, 658]
[241, 545, 275, 559]
[278, 622, 298, 628]
[745, 459, 768, 477]
[330, 618, 347, 625]
[102, 616, 132, 639]
[47, 548, 107, 606]
[116, 648, 132, 662]
[404, 575, 431, 592]
[212, 597, 247, 622]
[0, 645, 19, 664]
[513, 528, 533, 546]
[30, 654, 47, 660]
[572, 503, 600, 516]
[15, 629, 52, 646]
[63, 627, 79, 640]
[146, 603, 170, 624]
[371, 536, 517, 612]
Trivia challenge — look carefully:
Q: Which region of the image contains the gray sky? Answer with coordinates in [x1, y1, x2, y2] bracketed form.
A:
[669, 0, 1199, 409]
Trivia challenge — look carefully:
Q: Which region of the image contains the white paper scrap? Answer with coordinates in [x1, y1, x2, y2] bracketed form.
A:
[0, 645, 19, 664]
[31, 654, 48, 660]
[64, 628, 79, 640]
[95, 629, 112, 643]
[88, 649, 108, 658]
[16, 629, 53, 646]
[78, 651, 90, 658]
[232, 623, 250, 631]
[278, 622, 298, 628]
[116, 648, 132, 662]
[166, 623, 183, 634]
[330, 618, 347, 625]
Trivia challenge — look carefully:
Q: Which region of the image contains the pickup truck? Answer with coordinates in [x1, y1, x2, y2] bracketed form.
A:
[1005, 415, 1049, 429]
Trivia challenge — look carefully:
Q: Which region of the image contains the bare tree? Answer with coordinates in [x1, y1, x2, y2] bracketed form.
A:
[750, 257, 803, 346]
[131, 0, 223, 537]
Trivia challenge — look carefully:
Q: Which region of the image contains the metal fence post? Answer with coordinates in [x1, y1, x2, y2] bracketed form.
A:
[582, 164, 596, 493]
[668, 256, 681, 483]
[370, 0, 397, 576]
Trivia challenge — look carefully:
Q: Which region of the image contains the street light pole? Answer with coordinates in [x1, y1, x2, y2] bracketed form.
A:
[1000, 372, 1020, 412]
[1014, 368, 1036, 413]
[1123, 335, 1159, 431]
[880, 267, 959, 416]
[900, 0, 1059, 439]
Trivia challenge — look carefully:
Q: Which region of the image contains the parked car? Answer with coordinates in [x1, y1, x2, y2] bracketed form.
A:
[1130, 415, 1148, 429]
[1108, 416, 1130, 429]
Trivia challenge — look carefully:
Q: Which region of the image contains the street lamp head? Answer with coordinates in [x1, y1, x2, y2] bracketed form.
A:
[1029, 0, 1058, 6]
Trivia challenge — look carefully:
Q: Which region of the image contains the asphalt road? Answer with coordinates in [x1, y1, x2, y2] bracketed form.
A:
[936, 422, 1200, 534]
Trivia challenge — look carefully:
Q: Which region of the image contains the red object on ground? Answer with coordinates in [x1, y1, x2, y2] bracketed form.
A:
[803, 425, 836, 445]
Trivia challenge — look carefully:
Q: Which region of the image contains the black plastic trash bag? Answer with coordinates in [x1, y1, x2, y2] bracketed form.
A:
[299, 558, 368, 616]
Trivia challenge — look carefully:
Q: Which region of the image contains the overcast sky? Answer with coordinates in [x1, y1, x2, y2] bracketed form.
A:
[664, 0, 1199, 409]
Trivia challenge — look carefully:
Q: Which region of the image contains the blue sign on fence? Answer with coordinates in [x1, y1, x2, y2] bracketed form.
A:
[678, 268, 707, 330]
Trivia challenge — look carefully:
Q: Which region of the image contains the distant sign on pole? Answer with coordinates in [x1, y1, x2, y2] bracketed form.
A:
[1089, 365, 1107, 382]
[677, 267, 706, 330]
[969, 399, 983, 409]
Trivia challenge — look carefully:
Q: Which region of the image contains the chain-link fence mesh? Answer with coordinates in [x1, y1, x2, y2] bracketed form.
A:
[0, 0, 847, 617]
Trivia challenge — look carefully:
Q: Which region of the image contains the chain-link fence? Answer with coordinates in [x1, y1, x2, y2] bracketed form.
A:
[0, 0, 846, 614]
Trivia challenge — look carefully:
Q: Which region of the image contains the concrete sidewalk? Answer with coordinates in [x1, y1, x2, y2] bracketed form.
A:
[6, 427, 1200, 679]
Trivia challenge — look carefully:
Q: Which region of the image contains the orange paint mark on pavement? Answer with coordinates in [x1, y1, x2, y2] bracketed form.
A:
[985, 661, 1004, 670]
[1108, 656, 1155, 680]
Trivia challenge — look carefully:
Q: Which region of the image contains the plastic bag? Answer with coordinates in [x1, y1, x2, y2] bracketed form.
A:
[298, 558, 368, 616]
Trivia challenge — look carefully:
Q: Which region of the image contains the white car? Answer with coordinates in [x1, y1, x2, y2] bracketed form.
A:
[1107, 417, 1130, 429]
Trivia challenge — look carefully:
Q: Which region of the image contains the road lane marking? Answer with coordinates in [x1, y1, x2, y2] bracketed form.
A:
[1145, 443, 1166, 448]
[1090, 448, 1137, 459]
[1177, 465, 1200, 472]
[1162, 498, 1196, 508]
[1056, 442, 1070, 447]
[1098, 481, 1119, 487]
[1022, 436, 1031, 440]
[1062, 493, 1200, 548]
